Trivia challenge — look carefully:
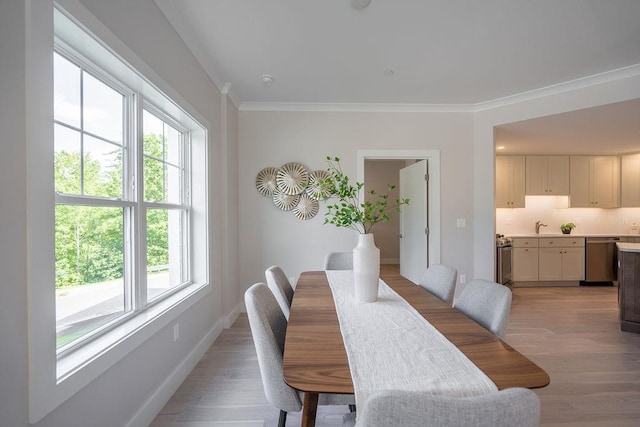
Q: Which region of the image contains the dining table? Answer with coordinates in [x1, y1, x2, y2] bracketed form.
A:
[282, 270, 550, 427]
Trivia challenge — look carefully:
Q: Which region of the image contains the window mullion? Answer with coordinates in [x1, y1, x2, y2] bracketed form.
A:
[122, 92, 134, 315]
[134, 95, 147, 309]
[79, 69, 85, 195]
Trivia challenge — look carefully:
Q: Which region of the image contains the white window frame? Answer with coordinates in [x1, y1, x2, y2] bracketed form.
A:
[27, 4, 211, 422]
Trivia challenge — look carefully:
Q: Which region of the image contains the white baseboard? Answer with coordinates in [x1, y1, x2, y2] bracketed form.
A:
[224, 302, 242, 328]
[126, 318, 225, 427]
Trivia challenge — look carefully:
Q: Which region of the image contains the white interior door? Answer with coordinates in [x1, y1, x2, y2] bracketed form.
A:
[399, 160, 429, 283]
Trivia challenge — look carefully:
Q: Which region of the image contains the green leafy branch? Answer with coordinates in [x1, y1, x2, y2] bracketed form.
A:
[320, 156, 409, 234]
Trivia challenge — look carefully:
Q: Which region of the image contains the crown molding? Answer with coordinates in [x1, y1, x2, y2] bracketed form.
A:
[238, 102, 474, 113]
[474, 63, 640, 112]
[238, 63, 640, 113]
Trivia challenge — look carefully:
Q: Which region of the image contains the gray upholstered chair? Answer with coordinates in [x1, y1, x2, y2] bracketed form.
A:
[323, 252, 353, 270]
[342, 387, 540, 427]
[418, 264, 458, 305]
[265, 265, 295, 320]
[245, 283, 354, 427]
[453, 279, 512, 339]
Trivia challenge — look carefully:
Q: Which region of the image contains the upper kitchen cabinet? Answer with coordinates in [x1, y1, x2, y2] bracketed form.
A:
[525, 156, 569, 195]
[496, 156, 525, 208]
[621, 153, 640, 207]
[570, 156, 620, 208]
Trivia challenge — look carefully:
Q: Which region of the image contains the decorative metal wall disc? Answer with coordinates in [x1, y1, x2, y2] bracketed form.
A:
[273, 187, 300, 211]
[305, 170, 332, 200]
[276, 162, 309, 196]
[255, 167, 278, 197]
[293, 194, 319, 220]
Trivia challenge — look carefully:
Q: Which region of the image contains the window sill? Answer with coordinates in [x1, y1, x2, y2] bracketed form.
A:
[58, 281, 210, 381]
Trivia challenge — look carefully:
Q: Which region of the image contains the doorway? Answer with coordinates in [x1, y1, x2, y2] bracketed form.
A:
[358, 150, 441, 281]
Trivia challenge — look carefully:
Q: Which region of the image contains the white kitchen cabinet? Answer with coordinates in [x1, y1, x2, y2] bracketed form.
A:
[538, 247, 563, 280]
[538, 237, 585, 281]
[562, 248, 586, 280]
[621, 153, 640, 207]
[525, 156, 569, 195]
[496, 156, 525, 208]
[569, 156, 620, 208]
[512, 238, 539, 281]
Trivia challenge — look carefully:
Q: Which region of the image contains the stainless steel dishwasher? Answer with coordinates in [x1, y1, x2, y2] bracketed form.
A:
[584, 237, 620, 284]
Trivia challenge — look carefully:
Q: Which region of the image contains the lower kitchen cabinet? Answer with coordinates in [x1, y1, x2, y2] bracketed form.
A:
[513, 247, 538, 281]
[511, 236, 585, 284]
[513, 238, 539, 282]
[538, 237, 585, 281]
[538, 247, 585, 280]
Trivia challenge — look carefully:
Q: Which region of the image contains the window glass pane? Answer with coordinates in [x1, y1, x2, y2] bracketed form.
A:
[143, 110, 164, 158]
[54, 53, 81, 128]
[54, 124, 81, 194]
[165, 164, 182, 204]
[83, 135, 123, 199]
[55, 205, 127, 349]
[147, 208, 186, 301]
[144, 156, 165, 202]
[83, 72, 123, 143]
[165, 124, 181, 166]
[143, 110, 184, 203]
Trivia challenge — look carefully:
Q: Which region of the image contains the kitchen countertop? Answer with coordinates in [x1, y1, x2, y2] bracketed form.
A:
[507, 234, 640, 238]
[617, 242, 640, 253]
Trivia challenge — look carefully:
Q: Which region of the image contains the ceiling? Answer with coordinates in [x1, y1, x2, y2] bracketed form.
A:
[495, 99, 640, 155]
[155, 0, 640, 153]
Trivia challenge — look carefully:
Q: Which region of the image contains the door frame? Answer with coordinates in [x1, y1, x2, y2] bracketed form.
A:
[357, 149, 441, 266]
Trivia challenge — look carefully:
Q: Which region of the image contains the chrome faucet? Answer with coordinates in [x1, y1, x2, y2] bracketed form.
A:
[535, 221, 547, 234]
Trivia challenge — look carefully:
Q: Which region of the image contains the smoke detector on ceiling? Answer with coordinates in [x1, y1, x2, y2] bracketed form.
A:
[350, 0, 371, 10]
[260, 74, 274, 84]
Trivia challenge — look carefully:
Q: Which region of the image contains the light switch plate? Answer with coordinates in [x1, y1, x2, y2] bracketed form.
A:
[456, 219, 466, 228]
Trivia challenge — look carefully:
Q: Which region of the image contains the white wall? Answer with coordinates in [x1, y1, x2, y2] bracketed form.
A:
[0, 1, 239, 426]
[0, 2, 29, 426]
[238, 110, 475, 295]
[221, 94, 241, 325]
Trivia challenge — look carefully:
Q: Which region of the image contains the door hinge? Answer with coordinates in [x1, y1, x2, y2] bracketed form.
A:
[424, 173, 429, 182]
[425, 226, 429, 235]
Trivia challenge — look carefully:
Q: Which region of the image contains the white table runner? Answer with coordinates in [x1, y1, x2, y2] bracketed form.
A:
[325, 270, 498, 408]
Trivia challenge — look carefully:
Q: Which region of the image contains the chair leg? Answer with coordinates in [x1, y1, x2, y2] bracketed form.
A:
[278, 409, 287, 427]
[349, 404, 356, 413]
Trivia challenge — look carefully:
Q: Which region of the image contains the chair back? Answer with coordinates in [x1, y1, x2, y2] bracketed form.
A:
[323, 252, 353, 270]
[244, 283, 302, 413]
[349, 388, 540, 427]
[418, 264, 458, 305]
[265, 265, 295, 319]
[453, 279, 512, 338]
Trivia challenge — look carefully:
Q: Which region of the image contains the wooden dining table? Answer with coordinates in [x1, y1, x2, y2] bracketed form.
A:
[282, 270, 550, 427]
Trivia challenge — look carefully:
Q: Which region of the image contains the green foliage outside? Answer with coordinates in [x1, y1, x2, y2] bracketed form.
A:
[55, 134, 170, 288]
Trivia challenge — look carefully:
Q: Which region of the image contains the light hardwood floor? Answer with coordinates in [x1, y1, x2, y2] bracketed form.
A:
[151, 284, 640, 427]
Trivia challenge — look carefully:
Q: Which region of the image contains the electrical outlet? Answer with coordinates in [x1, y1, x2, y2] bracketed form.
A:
[459, 274, 466, 284]
[456, 219, 466, 228]
[173, 323, 180, 342]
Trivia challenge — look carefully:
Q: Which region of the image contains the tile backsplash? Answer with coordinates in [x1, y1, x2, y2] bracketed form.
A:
[496, 196, 640, 235]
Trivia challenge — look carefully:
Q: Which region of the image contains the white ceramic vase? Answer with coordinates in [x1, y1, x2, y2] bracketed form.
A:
[353, 233, 380, 302]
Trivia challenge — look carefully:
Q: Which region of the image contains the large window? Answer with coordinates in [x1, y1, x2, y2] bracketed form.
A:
[54, 48, 193, 353]
[28, 6, 209, 422]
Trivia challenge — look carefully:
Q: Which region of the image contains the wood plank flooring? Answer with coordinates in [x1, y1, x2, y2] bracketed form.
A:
[151, 284, 640, 427]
